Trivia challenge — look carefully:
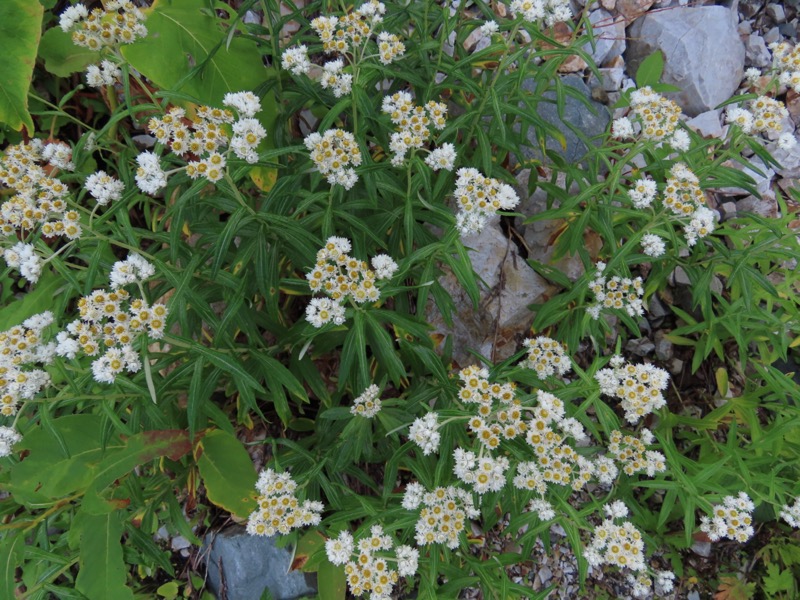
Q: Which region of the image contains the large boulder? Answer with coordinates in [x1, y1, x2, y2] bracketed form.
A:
[626, 6, 745, 116]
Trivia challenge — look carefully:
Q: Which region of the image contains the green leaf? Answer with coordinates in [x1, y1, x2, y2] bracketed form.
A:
[0, 269, 70, 330]
[0, 0, 42, 134]
[75, 511, 135, 600]
[0, 531, 24, 598]
[317, 559, 347, 600]
[121, 0, 266, 106]
[194, 429, 257, 518]
[37, 26, 100, 77]
[635, 51, 664, 88]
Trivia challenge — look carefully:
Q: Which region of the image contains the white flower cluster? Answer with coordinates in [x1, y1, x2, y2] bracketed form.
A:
[60, 1, 147, 49]
[627, 570, 676, 599]
[627, 177, 657, 209]
[304, 129, 362, 189]
[452, 167, 520, 236]
[699, 492, 755, 542]
[109, 253, 156, 289]
[325, 525, 418, 600]
[585, 502, 647, 573]
[85, 170, 125, 205]
[640, 233, 666, 258]
[453, 448, 510, 494]
[662, 163, 716, 246]
[727, 96, 796, 150]
[381, 92, 453, 168]
[457, 365, 523, 450]
[3, 242, 42, 285]
[246, 468, 324, 537]
[771, 41, 800, 93]
[528, 498, 556, 521]
[595, 356, 669, 423]
[402, 483, 479, 549]
[606, 429, 667, 477]
[613, 87, 688, 151]
[508, 0, 572, 26]
[85, 60, 122, 88]
[586, 262, 645, 320]
[320, 59, 353, 98]
[351, 384, 382, 418]
[779, 496, 800, 528]
[521, 336, 571, 378]
[305, 237, 397, 327]
[56, 256, 168, 384]
[140, 92, 266, 193]
[281, 45, 311, 76]
[0, 426, 23, 458]
[0, 312, 56, 417]
[515, 390, 594, 493]
[1, 140, 83, 274]
[408, 412, 440, 455]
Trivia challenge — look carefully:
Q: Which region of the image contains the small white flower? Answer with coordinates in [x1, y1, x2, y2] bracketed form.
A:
[59, 5, 88, 31]
[778, 132, 797, 150]
[612, 117, 634, 139]
[109, 254, 156, 289]
[669, 129, 690, 152]
[480, 20, 499, 37]
[325, 531, 354, 565]
[424, 143, 457, 171]
[350, 384, 382, 418]
[222, 91, 261, 118]
[744, 67, 762, 85]
[409, 412, 440, 455]
[0, 427, 23, 458]
[135, 151, 168, 195]
[371, 254, 398, 279]
[86, 170, 125, 205]
[641, 233, 666, 257]
[396, 545, 419, 576]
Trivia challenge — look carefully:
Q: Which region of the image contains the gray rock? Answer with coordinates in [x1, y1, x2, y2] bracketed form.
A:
[685, 110, 725, 138]
[203, 527, 316, 600]
[671, 266, 691, 286]
[625, 338, 655, 357]
[669, 357, 684, 375]
[764, 26, 782, 44]
[737, 192, 779, 218]
[626, 6, 745, 116]
[519, 75, 611, 163]
[767, 140, 800, 177]
[691, 540, 712, 557]
[745, 34, 773, 68]
[718, 201, 738, 220]
[616, 0, 656, 19]
[767, 3, 786, 22]
[427, 224, 554, 364]
[583, 10, 626, 65]
[654, 331, 674, 360]
[718, 156, 775, 197]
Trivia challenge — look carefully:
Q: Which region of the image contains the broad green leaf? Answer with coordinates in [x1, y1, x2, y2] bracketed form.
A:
[37, 26, 100, 78]
[635, 51, 664, 88]
[317, 560, 347, 600]
[83, 430, 192, 514]
[121, 0, 266, 106]
[75, 511, 135, 600]
[0, 269, 70, 330]
[9, 415, 110, 506]
[194, 429, 257, 518]
[0, 0, 43, 134]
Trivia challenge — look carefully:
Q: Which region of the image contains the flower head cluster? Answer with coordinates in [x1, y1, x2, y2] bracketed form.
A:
[627, 177, 657, 209]
[381, 92, 451, 167]
[528, 498, 556, 521]
[662, 163, 715, 246]
[779, 496, 800, 528]
[521, 336, 571, 378]
[453, 448, 510, 494]
[0, 426, 22, 458]
[516, 390, 594, 492]
[0, 312, 56, 417]
[320, 59, 353, 98]
[85, 60, 123, 88]
[281, 45, 311, 76]
[351, 384, 382, 418]
[408, 412, 440, 455]
[585, 502, 647, 572]
[402, 483, 479, 549]
[452, 167, 520, 236]
[325, 525, 418, 600]
[305, 237, 396, 327]
[640, 233, 666, 258]
[699, 492, 755, 542]
[141, 92, 266, 192]
[246, 468, 324, 537]
[85, 170, 125, 205]
[726, 95, 792, 142]
[457, 365, 524, 450]
[627, 570, 676, 599]
[613, 87, 687, 151]
[304, 129, 362, 189]
[606, 429, 667, 477]
[595, 356, 669, 423]
[509, 0, 572, 26]
[586, 263, 645, 320]
[60, 1, 147, 49]
[1, 140, 82, 267]
[771, 41, 800, 93]
[56, 256, 167, 384]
